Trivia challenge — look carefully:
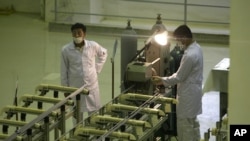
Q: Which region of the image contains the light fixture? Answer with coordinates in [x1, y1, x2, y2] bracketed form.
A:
[154, 30, 168, 46]
[150, 14, 168, 46]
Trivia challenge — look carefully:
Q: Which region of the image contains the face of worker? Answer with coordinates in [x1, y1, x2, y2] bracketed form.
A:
[175, 36, 187, 50]
[72, 28, 85, 44]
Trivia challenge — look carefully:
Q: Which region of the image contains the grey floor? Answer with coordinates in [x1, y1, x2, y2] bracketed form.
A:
[0, 13, 229, 140]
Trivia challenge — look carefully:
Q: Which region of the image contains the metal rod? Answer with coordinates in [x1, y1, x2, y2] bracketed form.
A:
[54, 91, 59, 140]
[0, 134, 9, 140]
[27, 129, 32, 141]
[60, 105, 66, 135]
[0, 119, 27, 127]
[13, 76, 19, 131]
[106, 103, 165, 116]
[35, 84, 89, 95]
[74, 128, 137, 140]
[53, 10, 229, 25]
[44, 116, 50, 141]
[6, 86, 88, 141]
[119, 93, 177, 104]
[90, 115, 151, 128]
[112, 60, 115, 99]
[97, 93, 162, 140]
[2, 106, 45, 115]
[122, 0, 230, 8]
[76, 94, 81, 124]
[129, 43, 150, 63]
[111, 39, 118, 99]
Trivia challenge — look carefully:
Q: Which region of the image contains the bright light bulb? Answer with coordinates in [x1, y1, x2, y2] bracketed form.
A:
[154, 31, 168, 46]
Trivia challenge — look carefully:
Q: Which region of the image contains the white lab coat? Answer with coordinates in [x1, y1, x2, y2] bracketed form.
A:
[162, 41, 203, 119]
[61, 39, 107, 112]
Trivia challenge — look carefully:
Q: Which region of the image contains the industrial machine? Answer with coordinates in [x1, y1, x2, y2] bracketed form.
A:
[0, 15, 183, 141]
[121, 14, 171, 95]
[121, 14, 183, 138]
[0, 84, 89, 140]
[201, 114, 228, 141]
[0, 84, 177, 141]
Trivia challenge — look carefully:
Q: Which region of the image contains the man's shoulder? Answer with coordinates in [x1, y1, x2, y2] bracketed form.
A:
[85, 40, 98, 46]
[85, 40, 104, 50]
[62, 42, 74, 50]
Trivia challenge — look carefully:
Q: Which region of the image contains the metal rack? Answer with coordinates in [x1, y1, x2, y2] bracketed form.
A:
[0, 84, 176, 141]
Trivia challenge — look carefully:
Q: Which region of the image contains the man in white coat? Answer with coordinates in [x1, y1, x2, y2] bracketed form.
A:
[61, 23, 107, 122]
[151, 25, 203, 141]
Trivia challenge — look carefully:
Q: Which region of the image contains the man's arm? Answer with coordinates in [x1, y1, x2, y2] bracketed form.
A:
[162, 53, 193, 86]
[61, 49, 69, 86]
[95, 44, 108, 73]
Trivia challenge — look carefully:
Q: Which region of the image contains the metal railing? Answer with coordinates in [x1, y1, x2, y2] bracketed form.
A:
[52, 0, 230, 25]
[2, 84, 89, 141]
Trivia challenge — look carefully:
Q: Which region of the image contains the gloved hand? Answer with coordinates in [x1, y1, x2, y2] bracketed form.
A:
[151, 76, 163, 85]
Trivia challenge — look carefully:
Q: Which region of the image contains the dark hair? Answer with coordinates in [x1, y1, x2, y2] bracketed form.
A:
[173, 24, 192, 38]
[71, 23, 86, 32]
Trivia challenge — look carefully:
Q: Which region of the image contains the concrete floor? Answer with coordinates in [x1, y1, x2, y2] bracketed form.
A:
[0, 13, 229, 140]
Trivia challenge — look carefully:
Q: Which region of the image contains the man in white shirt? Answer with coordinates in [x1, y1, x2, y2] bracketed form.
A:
[61, 23, 107, 122]
[152, 24, 203, 141]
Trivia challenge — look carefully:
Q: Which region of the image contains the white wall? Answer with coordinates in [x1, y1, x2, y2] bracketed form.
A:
[229, 0, 250, 126]
[0, 0, 40, 13]
[90, 0, 103, 23]
[43, 0, 103, 23]
[0, 0, 229, 26]
[103, 0, 230, 24]
[44, 0, 91, 23]
[39, 0, 230, 25]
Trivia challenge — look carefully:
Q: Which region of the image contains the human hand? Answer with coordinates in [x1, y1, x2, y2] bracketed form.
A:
[151, 76, 163, 85]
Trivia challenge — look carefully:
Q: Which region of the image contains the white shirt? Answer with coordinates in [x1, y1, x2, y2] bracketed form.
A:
[162, 41, 203, 118]
[61, 39, 107, 112]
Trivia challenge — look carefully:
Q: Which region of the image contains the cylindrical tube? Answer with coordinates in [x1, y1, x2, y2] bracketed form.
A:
[121, 20, 137, 92]
[90, 115, 151, 128]
[74, 127, 136, 140]
[35, 84, 89, 94]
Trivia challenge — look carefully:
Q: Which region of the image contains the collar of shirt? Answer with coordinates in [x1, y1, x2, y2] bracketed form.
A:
[74, 40, 86, 51]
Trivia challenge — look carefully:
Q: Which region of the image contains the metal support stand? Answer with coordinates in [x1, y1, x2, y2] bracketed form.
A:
[54, 90, 59, 140]
[27, 129, 32, 141]
[76, 94, 82, 124]
[60, 105, 66, 135]
[44, 116, 50, 141]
